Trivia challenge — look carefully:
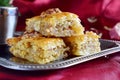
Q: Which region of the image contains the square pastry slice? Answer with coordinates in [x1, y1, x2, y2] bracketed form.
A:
[63, 31, 101, 56]
[26, 8, 84, 37]
[7, 37, 69, 64]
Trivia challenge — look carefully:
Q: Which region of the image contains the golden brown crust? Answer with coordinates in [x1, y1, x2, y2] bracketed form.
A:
[85, 31, 100, 38]
[6, 31, 43, 46]
[6, 37, 21, 46]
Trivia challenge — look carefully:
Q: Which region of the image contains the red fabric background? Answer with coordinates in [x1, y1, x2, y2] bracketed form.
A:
[0, 0, 120, 80]
[13, 0, 120, 39]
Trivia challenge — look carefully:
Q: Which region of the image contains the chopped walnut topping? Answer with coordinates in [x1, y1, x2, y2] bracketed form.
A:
[22, 31, 42, 39]
[40, 8, 62, 17]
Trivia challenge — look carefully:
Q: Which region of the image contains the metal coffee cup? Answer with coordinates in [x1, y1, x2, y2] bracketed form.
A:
[0, 7, 18, 44]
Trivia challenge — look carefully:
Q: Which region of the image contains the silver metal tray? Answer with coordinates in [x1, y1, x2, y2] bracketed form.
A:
[0, 39, 120, 71]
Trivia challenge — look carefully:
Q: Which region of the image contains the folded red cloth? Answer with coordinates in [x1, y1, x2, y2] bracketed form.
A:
[13, 0, 120, 40]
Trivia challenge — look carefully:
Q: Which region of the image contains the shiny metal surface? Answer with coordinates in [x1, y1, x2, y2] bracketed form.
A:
[0, 7, 18, 44]
[0, 39, 120, 71]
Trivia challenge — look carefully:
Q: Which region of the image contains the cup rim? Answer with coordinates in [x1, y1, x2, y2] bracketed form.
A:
[0, 6, 18, 9]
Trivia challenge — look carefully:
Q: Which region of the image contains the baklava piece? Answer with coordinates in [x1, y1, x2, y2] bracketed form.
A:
[26, 8, 84, 37]
[63, 31, 101, 56]
[7, 37, 69, 64]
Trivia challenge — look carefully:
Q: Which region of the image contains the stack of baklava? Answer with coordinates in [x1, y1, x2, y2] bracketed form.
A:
[7, 8, 101, 64]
